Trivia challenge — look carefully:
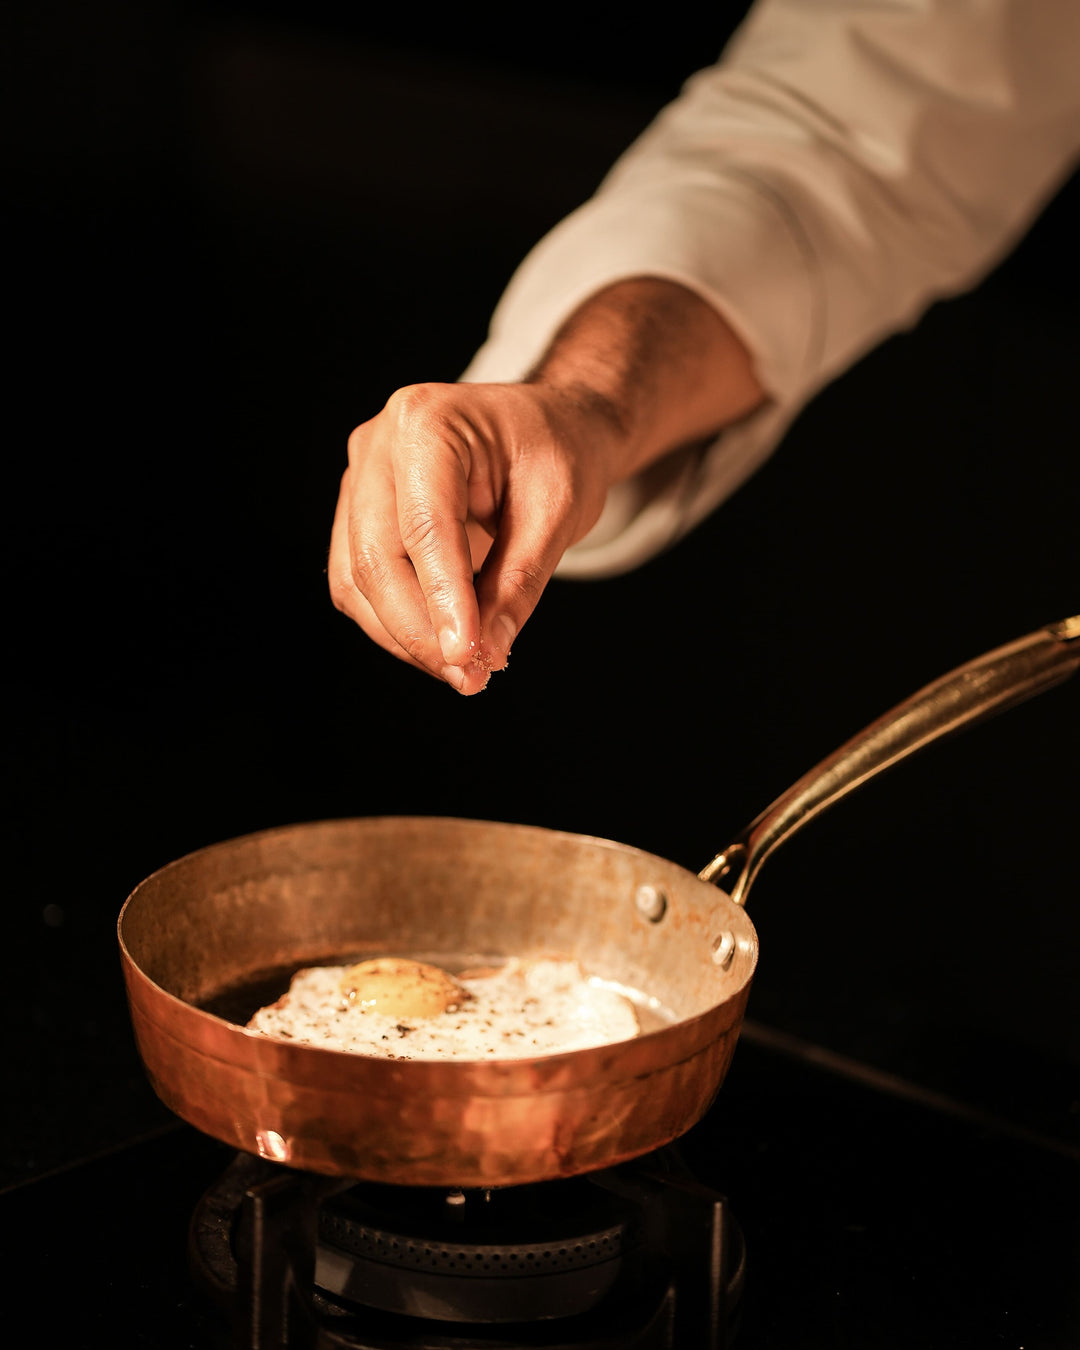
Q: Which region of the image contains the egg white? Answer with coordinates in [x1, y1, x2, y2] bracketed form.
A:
[247, 957, 641, 1060]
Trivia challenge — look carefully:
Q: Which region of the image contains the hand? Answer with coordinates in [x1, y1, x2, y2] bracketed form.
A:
[328, 380, 623, 694]
[329, 278, 765, 693]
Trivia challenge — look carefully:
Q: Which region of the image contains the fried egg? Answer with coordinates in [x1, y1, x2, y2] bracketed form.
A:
[247, 956, 641, 1060]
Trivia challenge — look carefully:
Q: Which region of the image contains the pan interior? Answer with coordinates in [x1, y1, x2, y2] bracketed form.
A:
[200, 951, 679, 1040]
[119, 817, 758, 1035]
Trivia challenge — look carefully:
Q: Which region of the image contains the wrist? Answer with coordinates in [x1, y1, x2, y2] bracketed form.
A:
[526, 276, 765, 483]
[530, 378, 637, 497]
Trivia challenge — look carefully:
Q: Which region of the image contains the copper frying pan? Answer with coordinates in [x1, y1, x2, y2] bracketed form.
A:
[118, 615, 1079, 1188]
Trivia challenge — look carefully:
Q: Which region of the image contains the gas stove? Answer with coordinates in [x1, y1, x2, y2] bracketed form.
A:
[189, 1144, 744, 1348]
[7, 1033, 1078, 1350]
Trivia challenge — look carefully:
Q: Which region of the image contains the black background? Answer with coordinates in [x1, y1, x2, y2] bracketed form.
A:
[5, 1, 1079, 1192]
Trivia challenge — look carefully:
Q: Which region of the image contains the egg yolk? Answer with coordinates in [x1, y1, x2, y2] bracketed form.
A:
[340, 957, 466, 1018]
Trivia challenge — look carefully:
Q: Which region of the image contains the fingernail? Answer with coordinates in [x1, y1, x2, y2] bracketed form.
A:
[438, 627, 462, 665]
[441, 664, 465, 692]
[489, 614, 516, 666]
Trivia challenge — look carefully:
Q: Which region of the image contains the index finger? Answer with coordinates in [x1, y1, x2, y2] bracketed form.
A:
[386, 386, 484, 671]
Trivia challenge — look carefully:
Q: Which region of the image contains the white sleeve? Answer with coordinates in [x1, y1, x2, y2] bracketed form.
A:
[460, 0, 1080, 579]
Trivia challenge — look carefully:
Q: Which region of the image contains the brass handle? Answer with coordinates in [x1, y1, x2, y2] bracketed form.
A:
[700, 615, 1080, 906]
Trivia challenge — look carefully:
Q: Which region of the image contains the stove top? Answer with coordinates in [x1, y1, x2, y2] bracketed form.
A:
[8, 1033, 1078, 1350]
[187, 1144, 745, 1347]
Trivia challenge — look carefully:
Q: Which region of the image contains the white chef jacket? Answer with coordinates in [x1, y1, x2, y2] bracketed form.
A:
[460, 0, 1080, 578]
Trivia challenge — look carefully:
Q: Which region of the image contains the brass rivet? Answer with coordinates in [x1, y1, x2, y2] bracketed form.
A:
[711, 932, 736, 968]
[635, 885, 667, 923]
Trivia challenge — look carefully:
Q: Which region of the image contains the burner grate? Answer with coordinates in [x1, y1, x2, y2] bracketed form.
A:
[320, 1209, 625, 1275]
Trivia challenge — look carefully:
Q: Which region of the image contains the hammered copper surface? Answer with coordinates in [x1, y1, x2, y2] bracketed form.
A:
[118, 818, 758, 1186]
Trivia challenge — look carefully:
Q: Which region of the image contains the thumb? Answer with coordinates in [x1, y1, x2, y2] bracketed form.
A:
[473, 482, 578, 673]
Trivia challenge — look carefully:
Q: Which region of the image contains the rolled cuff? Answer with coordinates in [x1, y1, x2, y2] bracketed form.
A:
[462, 169, 819, 405]
[554, 399, 795, 578]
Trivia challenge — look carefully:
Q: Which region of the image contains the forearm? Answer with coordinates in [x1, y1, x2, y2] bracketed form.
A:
[525, 277, 766, 489]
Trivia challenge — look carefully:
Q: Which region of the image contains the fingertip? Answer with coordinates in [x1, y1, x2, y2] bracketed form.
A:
[441, 664, 466, 692]
[439, 656, 495, 696]
[481, 613, 517, 672]
[465, 664, 492, 695]
[438, 625, 476, 667]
